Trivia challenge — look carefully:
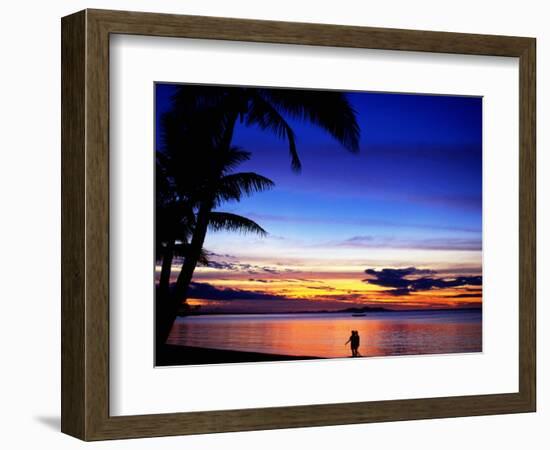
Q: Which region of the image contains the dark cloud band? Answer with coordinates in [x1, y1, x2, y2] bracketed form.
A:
[364, 266, 482, 296]
[187, 281, 290, 301]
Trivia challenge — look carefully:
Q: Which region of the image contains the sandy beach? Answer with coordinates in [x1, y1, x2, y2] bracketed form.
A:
[156, 344, 322, 366]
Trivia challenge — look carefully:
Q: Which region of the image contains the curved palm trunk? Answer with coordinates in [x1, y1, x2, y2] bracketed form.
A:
[155, 240, 175, 353]
[158, 240, 175, 297]
[156, 200, 213, 347]
[174, 200, 213, 298]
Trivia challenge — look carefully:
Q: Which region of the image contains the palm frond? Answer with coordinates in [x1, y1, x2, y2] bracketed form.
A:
[246, 92, 301, 172]
[171, 85, 229, 114]
[258, 88, 360, 153]
[156, 198, 196, 247]
[218, 147, 252, 174]
[208, 212, 267, 236]
[198, 249, 211, 266]
[170, 86, 246, 151]
[215, 172, 274, 203]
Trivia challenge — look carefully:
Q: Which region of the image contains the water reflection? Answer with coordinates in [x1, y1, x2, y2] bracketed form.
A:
[167, 310, 482, 359]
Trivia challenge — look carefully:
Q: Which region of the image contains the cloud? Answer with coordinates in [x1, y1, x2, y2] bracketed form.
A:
[340, 236, 481, 251]
[206, 260, 243, 270]
[247, 278, 304, 284]
[293, 278, 323, 283]
[436, 267, 483, 275]
[307, 286, 336, 291]
[205, 251, 238, 259]
[364, 267, 482, 296]
[445, 292, 483, 298]
[247, 212, 481, 234]
[205, 259, 293, 274]
[248, 278, 271, 283]
[188, 282, 290, 301]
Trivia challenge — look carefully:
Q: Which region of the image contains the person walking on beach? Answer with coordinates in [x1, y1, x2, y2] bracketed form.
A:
[345, 330, 361, 357]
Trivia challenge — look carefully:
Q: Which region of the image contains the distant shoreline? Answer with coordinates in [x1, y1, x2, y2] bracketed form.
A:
[156, 344, 322, 366]
[178, 306, 482, 317]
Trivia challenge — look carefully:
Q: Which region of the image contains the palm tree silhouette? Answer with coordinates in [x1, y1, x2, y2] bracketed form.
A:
[172, 85, 360, 171]
[156, 152, 195, 299]
[156, 136, 274, 345]
[157, 85, 360, 346]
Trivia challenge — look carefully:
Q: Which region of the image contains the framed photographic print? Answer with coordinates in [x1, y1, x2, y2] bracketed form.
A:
[61, 9, 536, 440]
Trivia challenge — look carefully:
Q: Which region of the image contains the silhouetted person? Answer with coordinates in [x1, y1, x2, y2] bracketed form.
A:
[345, 330, 361, 357]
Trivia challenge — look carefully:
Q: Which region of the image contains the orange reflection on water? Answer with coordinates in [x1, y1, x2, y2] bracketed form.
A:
[167, 310, 482, 359]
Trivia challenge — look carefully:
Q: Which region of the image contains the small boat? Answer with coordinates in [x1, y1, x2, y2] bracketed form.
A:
[351, 313, 366, 317]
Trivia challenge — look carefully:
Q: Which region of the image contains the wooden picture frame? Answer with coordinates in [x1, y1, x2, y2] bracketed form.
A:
[61, 9, 536, 441]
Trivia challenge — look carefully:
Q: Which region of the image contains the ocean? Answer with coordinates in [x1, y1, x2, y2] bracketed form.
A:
[166, 309, 482, 359]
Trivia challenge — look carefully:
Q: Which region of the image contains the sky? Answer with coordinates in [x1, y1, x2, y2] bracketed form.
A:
[155, 84, 482, 313]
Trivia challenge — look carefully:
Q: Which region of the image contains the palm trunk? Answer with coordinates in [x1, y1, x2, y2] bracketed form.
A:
[156, 199, 213, 348]
[174, 200, 213, 298]
[155, 241, 175, 353]
[158, 240, 174, 297]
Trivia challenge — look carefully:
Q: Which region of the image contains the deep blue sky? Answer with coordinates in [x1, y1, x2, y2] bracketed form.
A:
[155, 84, 482, 245]
[155, 83, 482, 311]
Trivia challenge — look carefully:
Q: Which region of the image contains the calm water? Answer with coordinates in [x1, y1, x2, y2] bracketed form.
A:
[167, 310, 482, 359]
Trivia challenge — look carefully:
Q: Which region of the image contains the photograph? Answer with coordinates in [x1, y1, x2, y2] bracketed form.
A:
[154, 83, 483, 366]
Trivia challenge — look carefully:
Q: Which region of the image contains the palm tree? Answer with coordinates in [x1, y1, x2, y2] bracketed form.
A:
[155, 153, 195, 298]
[158, 85, 360, 345]
[156, 144, 274, 346]
[172, 85, 360, 172]
[155, 109, 225, 297]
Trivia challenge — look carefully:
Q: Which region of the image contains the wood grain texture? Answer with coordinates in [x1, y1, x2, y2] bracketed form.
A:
[518, 39, 536, 410]
[85, 10, 111, 439]
[61, 10, 86, 439]
[61, 8, 537, 441]
[89, 8, 532, 56]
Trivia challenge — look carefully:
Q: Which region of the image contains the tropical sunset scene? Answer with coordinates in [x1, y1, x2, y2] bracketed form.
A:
[154, 83, 482, 366]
